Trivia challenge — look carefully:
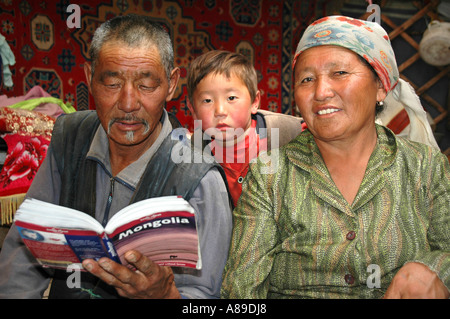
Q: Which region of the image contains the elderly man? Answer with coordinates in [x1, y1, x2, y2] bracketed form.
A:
[0, 14, 232, 299]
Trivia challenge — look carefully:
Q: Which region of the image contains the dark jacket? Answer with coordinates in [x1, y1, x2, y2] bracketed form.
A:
[48, 110, 224, 298]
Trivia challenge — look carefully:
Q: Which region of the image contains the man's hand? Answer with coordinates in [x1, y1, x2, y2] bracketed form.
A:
[82, 250, 181, 299]
[384, 262, 449, 299]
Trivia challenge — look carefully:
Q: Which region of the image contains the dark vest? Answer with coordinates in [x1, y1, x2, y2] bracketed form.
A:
[47, 111, 225, 299]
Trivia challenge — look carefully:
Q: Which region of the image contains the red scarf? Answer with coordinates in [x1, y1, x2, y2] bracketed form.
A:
[211, 119, 267, 207]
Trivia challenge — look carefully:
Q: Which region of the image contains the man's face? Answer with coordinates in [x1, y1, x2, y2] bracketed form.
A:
[85, 41, 179, 150]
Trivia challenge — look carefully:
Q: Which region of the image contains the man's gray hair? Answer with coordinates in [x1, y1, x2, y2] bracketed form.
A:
[88, 14, 174, 82]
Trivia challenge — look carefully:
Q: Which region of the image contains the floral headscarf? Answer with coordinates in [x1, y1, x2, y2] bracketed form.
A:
[293, 15, 439, 149]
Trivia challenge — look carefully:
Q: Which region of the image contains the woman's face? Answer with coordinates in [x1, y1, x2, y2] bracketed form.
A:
[188, 72, 259, 144]
[294, 45, 386, 143]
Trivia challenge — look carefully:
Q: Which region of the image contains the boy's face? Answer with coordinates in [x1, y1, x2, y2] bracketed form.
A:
[188, 73, 260, 143]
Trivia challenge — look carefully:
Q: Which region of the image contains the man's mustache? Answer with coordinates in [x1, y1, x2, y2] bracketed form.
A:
[108, 115, 149, 131]
[108, 115, 150, 141]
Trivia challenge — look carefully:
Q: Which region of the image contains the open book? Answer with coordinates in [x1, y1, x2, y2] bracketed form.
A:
[14, 196, 201, 271]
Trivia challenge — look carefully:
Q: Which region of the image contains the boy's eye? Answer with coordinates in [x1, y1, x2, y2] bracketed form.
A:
[228, 96, 237, 101]
[202, 98, 212, 103]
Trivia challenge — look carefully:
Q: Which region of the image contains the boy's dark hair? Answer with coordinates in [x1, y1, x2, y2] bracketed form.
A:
[187, 50, 258, 105]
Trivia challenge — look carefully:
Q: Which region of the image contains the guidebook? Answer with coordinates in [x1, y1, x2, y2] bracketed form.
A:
[14, 196, 201, 271]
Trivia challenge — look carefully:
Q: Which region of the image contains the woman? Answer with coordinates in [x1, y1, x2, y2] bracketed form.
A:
[221, 16, 449, 299]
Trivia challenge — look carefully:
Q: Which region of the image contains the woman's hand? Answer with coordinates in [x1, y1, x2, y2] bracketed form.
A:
[384, 262, 449, 299]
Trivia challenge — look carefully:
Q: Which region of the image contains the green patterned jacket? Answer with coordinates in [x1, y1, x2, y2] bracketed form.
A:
[221, 125, 450, 299]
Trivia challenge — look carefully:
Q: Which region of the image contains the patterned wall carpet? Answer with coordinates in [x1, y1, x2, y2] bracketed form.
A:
[1, 0, 448, 151]
[0, 0, 329, 130]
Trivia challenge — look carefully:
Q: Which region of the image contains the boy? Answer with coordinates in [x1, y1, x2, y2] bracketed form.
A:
[187, 50, 305, 207]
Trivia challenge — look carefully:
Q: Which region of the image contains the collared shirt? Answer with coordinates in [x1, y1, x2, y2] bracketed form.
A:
[221, 125, 450, 299]
[0, 110, 232, 299]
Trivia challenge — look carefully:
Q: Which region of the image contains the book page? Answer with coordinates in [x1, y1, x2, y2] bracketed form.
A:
[15, 198, 104, 233]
